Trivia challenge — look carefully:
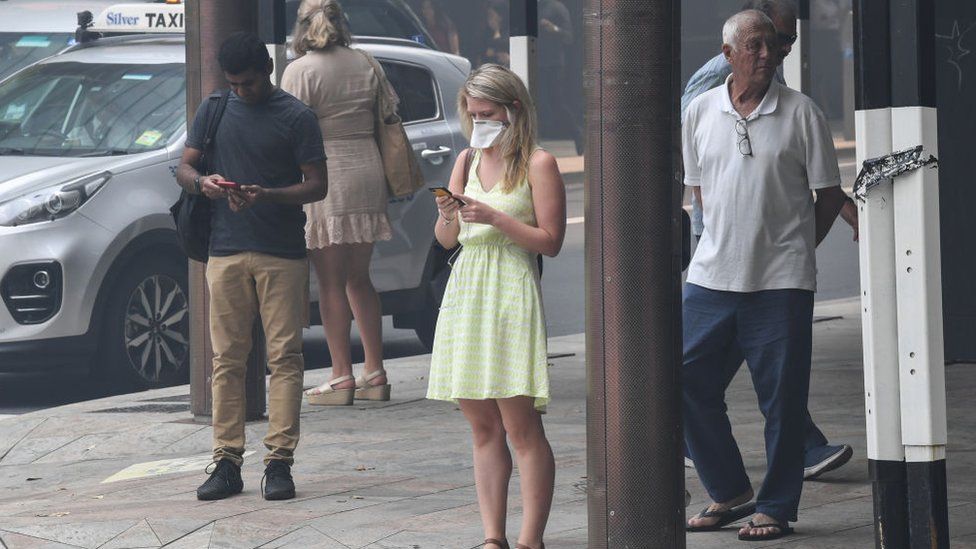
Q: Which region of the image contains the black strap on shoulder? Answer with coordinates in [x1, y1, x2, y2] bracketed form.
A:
[200, 89, 231, 175]
[462, 147, 474, 184]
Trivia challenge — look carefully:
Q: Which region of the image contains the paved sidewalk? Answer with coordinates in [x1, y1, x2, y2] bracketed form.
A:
[1, 298, 974, 548]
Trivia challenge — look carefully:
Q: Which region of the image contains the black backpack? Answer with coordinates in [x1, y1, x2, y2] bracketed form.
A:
[169, 89, 230, 263]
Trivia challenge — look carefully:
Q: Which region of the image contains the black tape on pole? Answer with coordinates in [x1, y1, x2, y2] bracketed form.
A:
[853, 0, 891, 111]
[870, 460, 910, 549]
[890, 0, 937, 108]
[907, 460, 950, 548]
[258, 0, 287, 45]
[510, 0, 538, 38]
[797, 0, 810, 20]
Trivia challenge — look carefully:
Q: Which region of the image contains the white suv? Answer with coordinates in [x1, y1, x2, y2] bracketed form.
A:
[0, 33, 468, 388]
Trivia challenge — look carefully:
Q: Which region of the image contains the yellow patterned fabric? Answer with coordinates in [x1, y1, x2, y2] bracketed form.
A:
[426, 150, 549, 411]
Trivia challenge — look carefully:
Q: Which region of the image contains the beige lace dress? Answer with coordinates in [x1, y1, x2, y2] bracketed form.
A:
[281, 46, 394, 247]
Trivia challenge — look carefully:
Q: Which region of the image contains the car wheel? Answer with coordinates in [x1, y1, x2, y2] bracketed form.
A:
[99, 253, 190, 389]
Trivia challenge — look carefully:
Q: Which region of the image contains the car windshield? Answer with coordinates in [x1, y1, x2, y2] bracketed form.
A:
[0, 61, 185, 157]
[0, 33, 75, 82]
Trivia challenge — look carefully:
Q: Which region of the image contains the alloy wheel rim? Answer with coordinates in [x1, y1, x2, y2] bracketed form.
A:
[123, 274, 188, 382]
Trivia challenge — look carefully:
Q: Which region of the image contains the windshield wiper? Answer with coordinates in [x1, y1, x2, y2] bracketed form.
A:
[78, 148, 131, 157]
[0, 147, 26, 155]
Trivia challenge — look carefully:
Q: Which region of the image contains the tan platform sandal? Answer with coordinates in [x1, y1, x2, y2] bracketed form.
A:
[305, 375, 355, 405]
[482, 539, 509, 549]
[354, 369, 391, 401]
[515, 544, 543, 549]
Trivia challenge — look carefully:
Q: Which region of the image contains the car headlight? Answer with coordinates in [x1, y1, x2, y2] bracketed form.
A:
[0, 171, 111, 227]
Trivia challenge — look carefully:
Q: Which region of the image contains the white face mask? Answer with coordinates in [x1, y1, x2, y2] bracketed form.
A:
[469, 120, 507, 149]
[469, 108, 513, 149]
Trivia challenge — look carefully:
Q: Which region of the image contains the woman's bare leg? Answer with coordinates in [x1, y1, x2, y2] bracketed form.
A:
[308, 246, 355, 389]
[344, 243, 386, 384]
[496, 396, 554, 548]
[460, 399, 512, 544]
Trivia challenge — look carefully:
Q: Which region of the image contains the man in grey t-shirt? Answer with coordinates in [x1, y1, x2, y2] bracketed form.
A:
[176, 32, 327, 502]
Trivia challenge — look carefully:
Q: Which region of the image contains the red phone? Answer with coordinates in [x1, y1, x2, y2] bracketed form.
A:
[215, 181, 242, 190]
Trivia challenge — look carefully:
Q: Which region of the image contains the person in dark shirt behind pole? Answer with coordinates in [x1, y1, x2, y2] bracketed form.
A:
[477, 0, 511, 67]
[420, 0, 460, 54]
[537, 0, 584, 155]
[175, 31, 328, 501]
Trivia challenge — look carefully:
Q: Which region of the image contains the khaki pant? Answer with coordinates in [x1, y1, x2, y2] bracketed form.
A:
[206, 252, 308, 466]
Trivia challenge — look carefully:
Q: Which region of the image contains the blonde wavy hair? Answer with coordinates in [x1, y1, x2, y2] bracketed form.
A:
[292, 0, 352, 55]
[458, 64, 538, 193]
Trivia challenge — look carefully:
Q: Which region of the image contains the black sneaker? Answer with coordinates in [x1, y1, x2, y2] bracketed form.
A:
[196, 459, 243, 500]
[262, 460, 295, 500]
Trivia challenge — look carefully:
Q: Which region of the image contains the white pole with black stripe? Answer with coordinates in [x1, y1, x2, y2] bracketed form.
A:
[890, 0, 949, 546]
[783, 0, 809, 94]
[509, 0, 538, 93]
[853, 0, 908, 545]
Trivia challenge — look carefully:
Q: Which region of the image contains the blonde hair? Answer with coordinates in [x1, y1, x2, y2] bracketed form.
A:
[292, 0, 352, 55]
[457, 64, 537, 193]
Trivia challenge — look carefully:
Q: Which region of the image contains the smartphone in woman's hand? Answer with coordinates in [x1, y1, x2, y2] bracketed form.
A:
[429, 186, 466, 206]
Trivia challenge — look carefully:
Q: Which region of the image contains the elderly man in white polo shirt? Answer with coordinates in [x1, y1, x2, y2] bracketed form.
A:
[681, 10, 847, 542]
[681, 0, 856, 484]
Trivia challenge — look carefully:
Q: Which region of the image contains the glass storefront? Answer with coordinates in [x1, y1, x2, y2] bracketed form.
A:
[408, 0, 853, 145]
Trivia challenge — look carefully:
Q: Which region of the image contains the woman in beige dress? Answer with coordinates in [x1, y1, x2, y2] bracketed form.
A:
[281, 0, 393, 405]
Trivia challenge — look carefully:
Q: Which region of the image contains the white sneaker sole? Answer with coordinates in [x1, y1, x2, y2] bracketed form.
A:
[804, 445, 854, 480]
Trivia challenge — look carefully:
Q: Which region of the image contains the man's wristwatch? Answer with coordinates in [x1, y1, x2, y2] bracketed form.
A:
[193, 174, 202, 194]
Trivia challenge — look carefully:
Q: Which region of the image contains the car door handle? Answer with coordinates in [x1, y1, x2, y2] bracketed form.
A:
[420, 146, 453, 161]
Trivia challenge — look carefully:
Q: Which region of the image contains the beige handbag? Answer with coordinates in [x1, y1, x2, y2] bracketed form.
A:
[360, 50, 425, 197]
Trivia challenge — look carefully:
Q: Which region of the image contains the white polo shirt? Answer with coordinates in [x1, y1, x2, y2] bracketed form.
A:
[682, 76, 841, 292]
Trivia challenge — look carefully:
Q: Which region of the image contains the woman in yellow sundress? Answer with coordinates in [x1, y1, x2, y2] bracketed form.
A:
[426, 64, 567, 549]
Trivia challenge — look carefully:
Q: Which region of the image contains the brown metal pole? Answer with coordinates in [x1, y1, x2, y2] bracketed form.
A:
[186, 0, 266, 422]
[584, 0, 684, 546]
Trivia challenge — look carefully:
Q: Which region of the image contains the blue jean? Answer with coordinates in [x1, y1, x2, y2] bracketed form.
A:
[681, 368, 828, 457]
[682, 283, 814, 523]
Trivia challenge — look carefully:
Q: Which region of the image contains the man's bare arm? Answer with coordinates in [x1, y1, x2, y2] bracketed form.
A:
[814, 185, 847, 246]
[175, 147, 205, 194]
[176, 146, 227, 200]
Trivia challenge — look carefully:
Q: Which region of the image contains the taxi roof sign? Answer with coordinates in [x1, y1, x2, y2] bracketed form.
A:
[91, 3, 185, 34]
